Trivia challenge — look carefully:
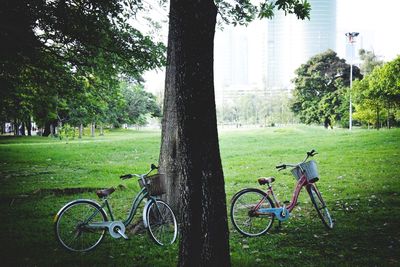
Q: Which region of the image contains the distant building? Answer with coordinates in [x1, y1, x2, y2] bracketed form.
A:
[214, 0, 337, 106]
[265, 0, 337, 95]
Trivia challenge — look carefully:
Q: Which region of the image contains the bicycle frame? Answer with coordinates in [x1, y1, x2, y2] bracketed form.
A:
[69, 166, 166, 233]
[256, 172, 310, 220]
[80, 186, 159, 233]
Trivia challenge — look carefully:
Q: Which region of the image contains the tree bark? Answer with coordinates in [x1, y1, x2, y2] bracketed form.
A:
[14, 121, 19, 136]
[26, 120, 32, 136]
[50, 124, 54, 136]
[376, 106, 380, 130]
[79, 124, 83, 138]
[43, 121, 51, 136]
[160, 0, 231, 266]
[91, 122, 95, 137]
[20, 122, 26, 136]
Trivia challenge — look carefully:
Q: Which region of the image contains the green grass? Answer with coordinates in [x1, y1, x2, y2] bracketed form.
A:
[0, 126, 399, 266]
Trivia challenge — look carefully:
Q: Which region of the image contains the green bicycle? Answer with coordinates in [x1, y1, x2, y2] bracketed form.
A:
[54, 164, 178, 252]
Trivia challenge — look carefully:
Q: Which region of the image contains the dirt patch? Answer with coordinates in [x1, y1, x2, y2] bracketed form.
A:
[31, 187, 100, 196]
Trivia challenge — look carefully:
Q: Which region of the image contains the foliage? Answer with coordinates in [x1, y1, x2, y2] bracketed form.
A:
[291, 49, 362, 128]
[120, 82, 162, 126]
[217, 92, 295, 126]
[58, 123, 76, 143]
[0, 0, 166, 135]
[353, 56, 400, 128]
[215, 0, 311, 25]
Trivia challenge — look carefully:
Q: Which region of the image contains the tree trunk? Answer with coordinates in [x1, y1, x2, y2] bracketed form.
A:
[14, 121, 19, 136]
[50, 124, 54, 136]
[26, 120, 32, 136]
[20, 122, 26, 136]
[79, 124, 83, 139]
[43, 121, 51, 137]
[91, 122, 95, 137]
[160, 0, 230, 266]
[376, 106, 380, 130]
[100, 125, 104, 136]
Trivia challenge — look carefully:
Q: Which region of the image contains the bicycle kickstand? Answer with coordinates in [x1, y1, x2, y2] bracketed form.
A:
[275, 220, 282, 231]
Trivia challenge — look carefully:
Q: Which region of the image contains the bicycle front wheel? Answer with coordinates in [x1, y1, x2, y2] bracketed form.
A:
[230, 189, 275, 237]
[146, 200, 178, 245]
[54, 200, 108, 252]
[308, 184, 334, 229]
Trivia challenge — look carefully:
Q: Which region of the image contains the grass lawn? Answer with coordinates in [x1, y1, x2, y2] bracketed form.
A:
[0, 126, 399, 266]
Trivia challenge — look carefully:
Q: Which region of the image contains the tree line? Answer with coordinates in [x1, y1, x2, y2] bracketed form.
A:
[0, 0, 164, 136]
[290, 49, 400, 129]
[353, 55, 400, 129]
[217, 92, 295, 127]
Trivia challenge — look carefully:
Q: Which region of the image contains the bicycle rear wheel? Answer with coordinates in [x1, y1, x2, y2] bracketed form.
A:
[308, 184, 333, 229]
[230, 188, 275, 237]
[54, 200, 108, 252]
[146, 200, 178, 245]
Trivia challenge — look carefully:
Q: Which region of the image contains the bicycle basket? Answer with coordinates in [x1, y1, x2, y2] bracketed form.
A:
[139, 174, 166, 196]
[291, 160, 319, 183]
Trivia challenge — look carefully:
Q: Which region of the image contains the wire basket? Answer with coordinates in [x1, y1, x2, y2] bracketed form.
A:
[139, 174, 166, 196]
[291, 160, 319, 183]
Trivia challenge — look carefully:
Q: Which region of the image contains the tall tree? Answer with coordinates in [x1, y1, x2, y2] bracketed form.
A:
[160, 1, 229, 265]
[159, 0, 310, 266]
[0, 0, 166, 135]
[353, 56, 400, 128]
[291, 49, 362, 128]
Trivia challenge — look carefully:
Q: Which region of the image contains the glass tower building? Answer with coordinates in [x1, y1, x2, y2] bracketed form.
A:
[265, 0, 337, 92]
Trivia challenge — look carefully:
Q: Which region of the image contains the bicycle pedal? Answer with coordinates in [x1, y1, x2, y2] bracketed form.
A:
[117, 229, 129, 240]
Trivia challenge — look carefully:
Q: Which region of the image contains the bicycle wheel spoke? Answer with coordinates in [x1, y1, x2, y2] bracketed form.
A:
[55, 201, 106, 252]
[309, 185, 333, 229]
[147, 200, 177, 245]
[231, 190, 274, 237]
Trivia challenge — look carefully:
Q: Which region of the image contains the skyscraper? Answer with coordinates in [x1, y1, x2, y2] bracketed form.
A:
[214, 0, 337, 106]
[265, 0, 336, 92]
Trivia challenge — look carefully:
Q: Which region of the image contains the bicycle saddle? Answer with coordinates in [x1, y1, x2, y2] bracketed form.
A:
[96, 187, 115, 198]
[258, 177, 275, 185]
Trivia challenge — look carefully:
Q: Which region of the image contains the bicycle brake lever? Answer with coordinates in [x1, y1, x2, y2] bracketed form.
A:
[276, 164, 286, 171]
[120, 174, 133, 180]
[151, 164, 158, 170]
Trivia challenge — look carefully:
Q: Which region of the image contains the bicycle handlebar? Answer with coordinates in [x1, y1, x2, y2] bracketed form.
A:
[276, 164, 286, 171]
[120, 164, 159, 180]
[120, 174, 133, 180]
[276, 149, 318, 170]
[307, 149, 318, 157]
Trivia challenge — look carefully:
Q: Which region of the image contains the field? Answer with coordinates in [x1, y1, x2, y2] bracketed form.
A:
[0, 126, 399, 266]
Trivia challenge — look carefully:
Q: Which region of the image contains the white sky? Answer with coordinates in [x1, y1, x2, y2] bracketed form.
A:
[337, 0, 400, 61]
[143, 0, 400, 93]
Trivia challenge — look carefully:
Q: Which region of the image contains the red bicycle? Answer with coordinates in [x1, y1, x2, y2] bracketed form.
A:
[230, 150, 333, 237]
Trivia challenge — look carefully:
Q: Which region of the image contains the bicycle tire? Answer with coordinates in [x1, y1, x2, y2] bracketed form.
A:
[307, 184, 334, 229]
[230, 188, 275, 237]
[146, 200, 178, 245]
[54, 200, 108, 252]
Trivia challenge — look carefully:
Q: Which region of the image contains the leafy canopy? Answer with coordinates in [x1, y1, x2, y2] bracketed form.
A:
[291, 49, 362, 127]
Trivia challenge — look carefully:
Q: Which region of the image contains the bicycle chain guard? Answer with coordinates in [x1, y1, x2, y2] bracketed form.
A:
[258, 206, 291, 222]
[108, 221, 126, 239]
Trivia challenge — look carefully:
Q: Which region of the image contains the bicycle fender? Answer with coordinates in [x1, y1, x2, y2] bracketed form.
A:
[54, 199, 107, 223]
[231, 188, 267, 203]
[142, 199, 154, 228]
